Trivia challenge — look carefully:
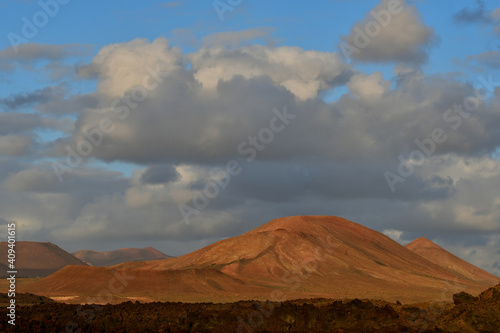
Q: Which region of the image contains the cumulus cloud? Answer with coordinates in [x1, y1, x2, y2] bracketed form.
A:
[347, 72, 390, 100]
[189, 44, 352, 99]
[77, 37, 184, 97]
[47, 39, 500, 174]
[340, 0, 438, 64]
[50, 39, 362, 166]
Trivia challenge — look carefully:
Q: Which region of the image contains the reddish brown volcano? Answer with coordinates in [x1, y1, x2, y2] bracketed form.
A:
[25, 216, 500, 303]
[405, 237, 498, 285]
[73, 247, 171, 267]
[0, 241, 87, 278]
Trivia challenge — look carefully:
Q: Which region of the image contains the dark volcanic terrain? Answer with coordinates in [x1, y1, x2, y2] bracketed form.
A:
[2, 283, 499, 332]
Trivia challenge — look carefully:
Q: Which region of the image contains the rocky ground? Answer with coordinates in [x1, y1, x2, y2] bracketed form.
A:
[0, 284, 498, 332]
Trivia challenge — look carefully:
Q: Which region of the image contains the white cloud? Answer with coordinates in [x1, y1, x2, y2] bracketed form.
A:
[78, 37, 183, 97]
[383, 228, 403, 241]
[347, 72, 390, 100]
[189, 44, 351, 100]
[415, 155, 500, 231]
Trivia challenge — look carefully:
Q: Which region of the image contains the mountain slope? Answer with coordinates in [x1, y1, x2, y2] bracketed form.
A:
[73, 247, 171, 267]
[25, 216, 500, 303]
[0, 241, 87, 277]
[138, 217, 487, 288]
[405, 237, 499, 284]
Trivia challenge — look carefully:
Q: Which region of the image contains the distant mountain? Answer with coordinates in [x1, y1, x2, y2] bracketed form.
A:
[405, 237, 499, 285]
[26, 216, 500, 303]
[72, 247, 171, 267]
[0, 241, 87, 278]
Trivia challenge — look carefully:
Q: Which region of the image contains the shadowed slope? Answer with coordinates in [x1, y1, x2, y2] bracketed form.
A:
[23, 265, 269, 303]
[73, 247, 171, 267]
[0, 241, 87, 278]
[405, 237, 499, 284]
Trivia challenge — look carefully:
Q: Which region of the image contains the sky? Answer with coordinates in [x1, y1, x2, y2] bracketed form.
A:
[0, 0, 500, 276]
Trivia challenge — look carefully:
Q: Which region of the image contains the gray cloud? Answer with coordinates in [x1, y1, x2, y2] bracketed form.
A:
[0, 135, 32, 156]
[0, 112, 71, 135]
[0, 43, 92, 72]
[140, 164, 180, 185]
[494, 8, 500, 33]
[160, 1, 182, 8]
[0, 86, 64, 110]
[467, 51, 500, 68]
[201, 28, 277, 48]
[339, 0, 439, 64]
[453, 0, 493, 25]
[453, 2, 500, 38]
[0, 85, 98, 115]
[3, 168, 57, 192]
[60, 54, 500, 167]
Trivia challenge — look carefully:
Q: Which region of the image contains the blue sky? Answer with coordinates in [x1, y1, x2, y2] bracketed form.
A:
[1, 0, 500, 275]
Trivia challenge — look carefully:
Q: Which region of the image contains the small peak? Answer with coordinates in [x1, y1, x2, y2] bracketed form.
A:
[414, 237, 432, 243]
[256, 215, 352, 231]
[406, 237, 442, 249]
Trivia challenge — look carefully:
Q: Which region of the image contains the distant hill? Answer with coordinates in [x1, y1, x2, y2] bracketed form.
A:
[26, 216, 500, 303]
[0, 241, 87, 278]
[72, 247, 171, 267]
[405, 237, 499, 285]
